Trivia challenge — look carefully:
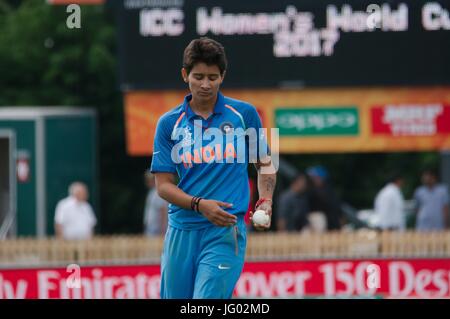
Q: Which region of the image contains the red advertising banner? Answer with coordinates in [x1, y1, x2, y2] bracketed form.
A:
[238, 259, 450, 299]
[1, 259, 449, 299]
[371, 104, 450, 136]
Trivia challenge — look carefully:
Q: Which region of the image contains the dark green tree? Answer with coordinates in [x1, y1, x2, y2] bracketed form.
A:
[0, 0, 149, 234]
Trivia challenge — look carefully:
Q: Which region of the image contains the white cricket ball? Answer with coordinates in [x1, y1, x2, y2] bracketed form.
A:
[252, 210, 269, 226]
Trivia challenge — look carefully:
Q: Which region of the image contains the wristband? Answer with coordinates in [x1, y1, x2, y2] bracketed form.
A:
[191, 196, 198, 211]
[195, 197, 203, 214]
[255, 198, 272, 210]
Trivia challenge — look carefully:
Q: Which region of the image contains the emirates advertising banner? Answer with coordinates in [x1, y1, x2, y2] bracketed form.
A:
[1, 259, 450, 299]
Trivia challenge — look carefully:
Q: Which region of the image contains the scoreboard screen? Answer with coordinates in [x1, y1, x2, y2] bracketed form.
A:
[115, 0, 450, 90]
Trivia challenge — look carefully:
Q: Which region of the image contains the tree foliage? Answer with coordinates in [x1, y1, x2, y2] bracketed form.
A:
[0, 1, 149, 234]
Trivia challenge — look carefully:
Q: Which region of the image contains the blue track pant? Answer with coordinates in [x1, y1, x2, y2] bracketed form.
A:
[160, 216, 247, 299]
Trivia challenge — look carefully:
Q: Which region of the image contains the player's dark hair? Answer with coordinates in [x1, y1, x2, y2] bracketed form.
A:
[183, 37, 227, 75]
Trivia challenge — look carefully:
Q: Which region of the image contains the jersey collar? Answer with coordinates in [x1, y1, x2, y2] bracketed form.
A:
[184, 92, 226, 120]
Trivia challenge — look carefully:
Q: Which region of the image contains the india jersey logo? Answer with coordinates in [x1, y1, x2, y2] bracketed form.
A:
[220, 121, 234, 134]
[181, 127, 194, 147]
[170, 120, 280, 175]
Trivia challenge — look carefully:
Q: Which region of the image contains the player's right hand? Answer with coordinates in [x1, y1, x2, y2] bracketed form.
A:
[198, 199, 237, 227]
[249, 200, 272, 231]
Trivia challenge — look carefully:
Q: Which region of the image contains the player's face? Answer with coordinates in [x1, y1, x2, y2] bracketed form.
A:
[182, 63, 224, 103]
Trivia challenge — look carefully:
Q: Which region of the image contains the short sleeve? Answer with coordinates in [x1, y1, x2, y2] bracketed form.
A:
[377, 192, 393, 216]
[54, 201, 65, 224]
[244, 106, 270, 163]
[87, 204, 97, 226]
[150, 116, 177, 173]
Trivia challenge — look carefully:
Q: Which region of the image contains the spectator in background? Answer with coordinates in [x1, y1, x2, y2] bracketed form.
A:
[414, 169, 449, 231]
[307, 166, 343, 231]
[277, 173, 310, 232]
[143, 171, 168, 236]
[374, 173, 405, 231]
[54, 182, 96, 240]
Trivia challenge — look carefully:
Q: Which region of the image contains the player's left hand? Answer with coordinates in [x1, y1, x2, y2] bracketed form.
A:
[249, 201, 272, 231]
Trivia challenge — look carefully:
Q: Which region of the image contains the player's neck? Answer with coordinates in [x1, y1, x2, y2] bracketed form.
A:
[190, 95, 217, 119]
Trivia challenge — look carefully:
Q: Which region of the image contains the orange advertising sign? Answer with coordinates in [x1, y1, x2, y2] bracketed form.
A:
[124, 87, 450, 155]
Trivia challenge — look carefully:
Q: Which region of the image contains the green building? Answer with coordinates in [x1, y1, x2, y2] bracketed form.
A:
[0, 107, 98, 238]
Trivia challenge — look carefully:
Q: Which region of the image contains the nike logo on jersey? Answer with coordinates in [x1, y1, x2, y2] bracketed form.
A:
[218, 264, 231, 270]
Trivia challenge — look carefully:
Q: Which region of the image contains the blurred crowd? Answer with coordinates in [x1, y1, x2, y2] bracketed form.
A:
[271, 166, 449, 233]
[136, 165, 449, 237]
[53, 166, 449, 240]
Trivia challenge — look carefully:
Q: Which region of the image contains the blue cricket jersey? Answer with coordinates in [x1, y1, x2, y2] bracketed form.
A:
[150, 92, 269, 230]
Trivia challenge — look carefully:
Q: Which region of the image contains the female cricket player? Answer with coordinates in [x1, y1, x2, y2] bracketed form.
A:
[150, 37, 277, 299]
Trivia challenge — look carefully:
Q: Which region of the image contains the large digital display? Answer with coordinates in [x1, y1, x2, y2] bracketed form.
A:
[115, 0, 450, 90]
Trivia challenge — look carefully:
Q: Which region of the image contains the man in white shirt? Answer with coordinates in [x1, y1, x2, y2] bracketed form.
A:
[54, 182, 97, 240]
[374, 173, 405, 231]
